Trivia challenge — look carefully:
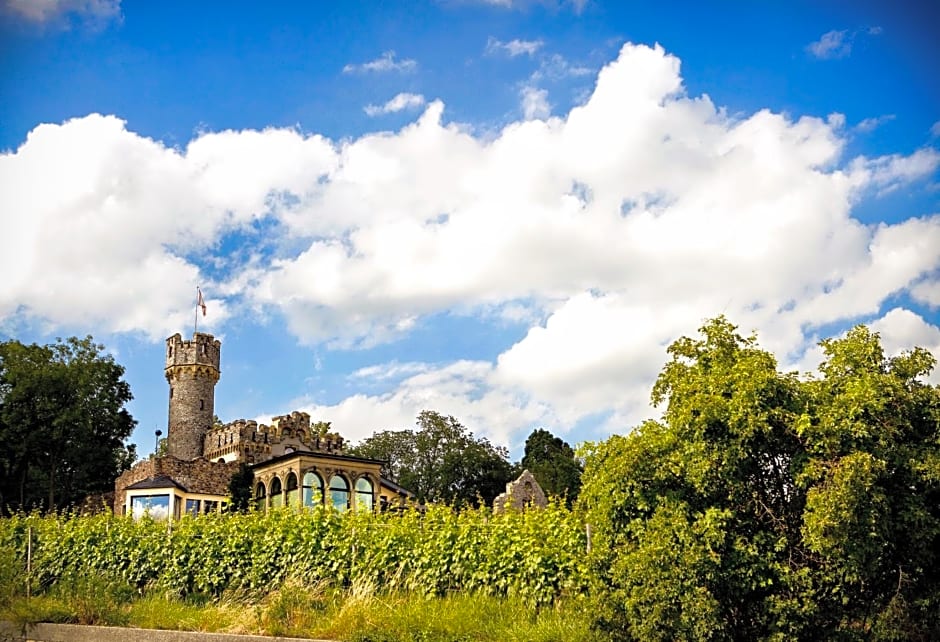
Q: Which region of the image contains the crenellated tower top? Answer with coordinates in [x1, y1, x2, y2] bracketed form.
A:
[165, 332, 221, 460]
[165, 332, 221, 376]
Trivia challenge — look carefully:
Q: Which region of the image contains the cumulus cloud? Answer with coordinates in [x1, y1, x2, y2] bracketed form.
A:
[3, 42, 939, 446]
[519, 85, 551, 119]
[364, 93, 426, 117]
[280, 359, 553, 447]
[486, 37, 544, 57]
[0, 114, 336, 338]
[343, 51, 418, 74]
[868, 309, 940, 385]
[912, 280, 940, 308]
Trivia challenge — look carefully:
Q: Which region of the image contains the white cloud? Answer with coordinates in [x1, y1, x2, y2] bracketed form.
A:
[343, 51, 418, 74]
[855, 114, 895, 133]
[486, 37, 544, 57]
[2, 0, 120, 25]
[870, 309, 940, 384]
[851, 148, 940, 195]
[364, 93, 426, 117]
[807, 26, 882, 60]
[351, 361, 432, 381]
[807, 30, 851, 59]
[519, 85, 551, 119]
[292, 360, 553, 448]
[930, 121, 940, 138]
[912, 280, 940, 308]
[4, 42, 939, 447]
[532, 53, 593, 81]
[0, 114, 336, 338]
[827, 113, 846, 129]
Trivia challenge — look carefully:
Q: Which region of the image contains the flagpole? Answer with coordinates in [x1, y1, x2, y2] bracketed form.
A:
[194, 286, 199, 335]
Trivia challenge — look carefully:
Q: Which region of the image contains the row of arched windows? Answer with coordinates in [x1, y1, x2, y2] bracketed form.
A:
[255, 471, 374, 512]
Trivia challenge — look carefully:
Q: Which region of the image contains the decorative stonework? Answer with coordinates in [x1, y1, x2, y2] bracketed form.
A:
[493, 469, 548, 513]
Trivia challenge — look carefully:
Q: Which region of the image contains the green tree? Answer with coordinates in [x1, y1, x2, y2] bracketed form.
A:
[798, 326, 940, 638]
[347, 427, 415, 481]
[227, 462, 254, 512]
[521, 428, 582, 503]
[578, 317, 940, 640]
[0, 336, 137, 513]
[349, 410, 514, 506]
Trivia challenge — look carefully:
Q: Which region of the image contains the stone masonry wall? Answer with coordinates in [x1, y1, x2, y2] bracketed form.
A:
[203, 411, 346, 463]
[493, 469, 548, 513]
[113, 456, 239, 513]
[165, 332, 220, 460]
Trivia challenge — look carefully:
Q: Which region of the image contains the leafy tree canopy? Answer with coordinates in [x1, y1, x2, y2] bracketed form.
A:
[578, 317, 940, 641]
[0, 336, 137, 513]
[349, 410, 515, 506]
[521, 428, 582, 504]
[227, 462, 254, 512]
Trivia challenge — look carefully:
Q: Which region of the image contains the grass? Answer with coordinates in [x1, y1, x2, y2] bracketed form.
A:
[0, 573, 603, 642]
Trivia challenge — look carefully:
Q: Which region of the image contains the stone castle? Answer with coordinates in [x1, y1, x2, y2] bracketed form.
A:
[114, 332, 411, 518]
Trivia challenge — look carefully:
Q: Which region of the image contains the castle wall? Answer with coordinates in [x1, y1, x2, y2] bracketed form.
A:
[114, 456, 238, 513]
[203, 411, 346, 464]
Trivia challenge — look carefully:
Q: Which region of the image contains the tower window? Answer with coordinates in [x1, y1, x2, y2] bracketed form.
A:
[170, 388, 174, 399]
[200, 399, 204, 410]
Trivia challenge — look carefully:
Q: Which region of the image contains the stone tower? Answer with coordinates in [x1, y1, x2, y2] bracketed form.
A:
[165, 332, 221, 460]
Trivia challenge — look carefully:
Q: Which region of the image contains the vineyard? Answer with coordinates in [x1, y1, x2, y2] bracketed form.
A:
[0, 502, 588, 607]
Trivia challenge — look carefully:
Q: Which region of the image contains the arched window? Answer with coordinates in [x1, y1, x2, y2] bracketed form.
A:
[270, 477, 283, 508]
[255, 482, 266, 511]
[355, 477, 374, 512]
[329, 475, 349, 511]
[285, 472, 299, 507]
[302, 472, 323, 508]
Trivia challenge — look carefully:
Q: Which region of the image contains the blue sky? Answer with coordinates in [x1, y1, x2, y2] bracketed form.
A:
[1, 0, 938, 460]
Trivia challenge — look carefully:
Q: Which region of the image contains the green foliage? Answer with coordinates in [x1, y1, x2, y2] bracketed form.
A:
[3, 580, 600, 641]
[0, 501, 588, 608]
[349, 410, 515, 506]
[226, 463, 253, 512]
[0, 336, 136, 513]
[579, 317, 940, 640]
[521, 428, 583, 504]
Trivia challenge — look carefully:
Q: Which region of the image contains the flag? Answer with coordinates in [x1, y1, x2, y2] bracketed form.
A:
[197, 287, 207, 317]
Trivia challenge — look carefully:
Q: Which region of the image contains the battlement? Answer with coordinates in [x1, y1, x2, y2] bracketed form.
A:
[165, 332, 221, 375]
[203, 410, 345, 463]
[165, 332, 221, 460]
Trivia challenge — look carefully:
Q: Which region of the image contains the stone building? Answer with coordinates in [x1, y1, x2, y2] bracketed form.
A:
[115, 332, 412, 519]
[493, 469, 548, 513]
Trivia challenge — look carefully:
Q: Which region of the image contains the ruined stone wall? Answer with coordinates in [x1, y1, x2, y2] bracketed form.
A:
[165, 333, 220, 460]
[113, 456, 239, 513]
[493, 469, 548, 513]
